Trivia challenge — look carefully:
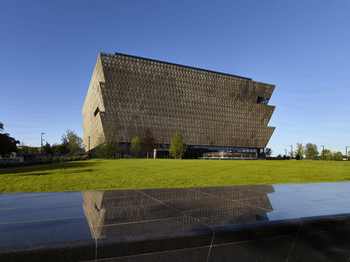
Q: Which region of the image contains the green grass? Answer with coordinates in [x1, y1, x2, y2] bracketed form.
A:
[1, 159, 349, 193]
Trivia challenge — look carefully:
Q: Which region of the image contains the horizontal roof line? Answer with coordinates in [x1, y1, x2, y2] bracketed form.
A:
[100, 52, 253, 81]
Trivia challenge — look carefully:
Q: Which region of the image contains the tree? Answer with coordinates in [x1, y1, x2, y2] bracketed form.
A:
[62, 130, 83, 155]
[140, 127, 155, 159]
[0, 122, 19, 156]
[95, 124, 120, 159]
[320, 149, 331, 160]
[305, 143, 319, 160]
[295, 143, 305, 160]
[130, 136, 141, 158]
[169, 131, 186, 159]
[333, 151, 343, 160]
[52, 143, 59, 154]
[43, 142, 55, 156]
[18, 145, 40, 155]
[265, 148, 272, 157]
[55, 136, 69, 154]
[289, 150, 294, 159]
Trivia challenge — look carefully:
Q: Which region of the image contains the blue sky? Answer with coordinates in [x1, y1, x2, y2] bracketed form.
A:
[0, 0, 349, 156]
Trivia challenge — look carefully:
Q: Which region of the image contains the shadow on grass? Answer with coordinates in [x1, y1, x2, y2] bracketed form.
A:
[16, 173, 50, 176]
[0, 161, 99, 175]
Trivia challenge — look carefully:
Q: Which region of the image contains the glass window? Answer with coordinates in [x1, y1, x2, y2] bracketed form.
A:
[257, 97, 269, 105]
[94, 107, 99, 117]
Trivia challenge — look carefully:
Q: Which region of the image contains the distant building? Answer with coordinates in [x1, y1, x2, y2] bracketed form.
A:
[82, 52, 276, 158]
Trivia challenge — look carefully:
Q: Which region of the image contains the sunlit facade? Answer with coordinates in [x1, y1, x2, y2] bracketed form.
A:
[82, 52, 276, 158]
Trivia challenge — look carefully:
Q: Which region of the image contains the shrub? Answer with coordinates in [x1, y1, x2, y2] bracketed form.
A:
[17, 162, 28, 167]
[0, 162, 12, 168]
[41, 158, 50, 165]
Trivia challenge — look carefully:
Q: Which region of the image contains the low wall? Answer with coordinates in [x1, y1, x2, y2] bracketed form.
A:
[1, 182, 350, 261]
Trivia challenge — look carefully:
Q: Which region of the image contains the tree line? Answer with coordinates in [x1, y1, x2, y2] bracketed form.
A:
[0, 121, 186, 159]
[40, 130, 83, 156]
[94, 125, 186, 159]
[279, 143, 347, 160]
[0, 122, 84, 157]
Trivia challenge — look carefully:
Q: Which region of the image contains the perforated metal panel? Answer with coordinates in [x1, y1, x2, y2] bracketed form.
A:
[82, 52, 276, 153]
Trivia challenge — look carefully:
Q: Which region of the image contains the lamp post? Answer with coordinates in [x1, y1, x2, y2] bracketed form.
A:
[88, 136, 90, 153]
[126, 130, 128, 158]
[321, 145, 324, 160]
[289, 145, 293, 159]
[41, 133, 45, 154]
[200, 133, 202, 158]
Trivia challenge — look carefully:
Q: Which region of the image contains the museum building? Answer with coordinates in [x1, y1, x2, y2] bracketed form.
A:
[82, 52, 276, 159]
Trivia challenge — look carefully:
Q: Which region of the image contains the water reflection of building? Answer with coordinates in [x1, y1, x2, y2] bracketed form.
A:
[189, 185, 275, 226]
[82, 191, 106, 238]
[82, 185, 275, 238]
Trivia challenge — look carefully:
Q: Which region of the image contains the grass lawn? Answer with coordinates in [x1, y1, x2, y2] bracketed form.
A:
[0, 159, 349, 193]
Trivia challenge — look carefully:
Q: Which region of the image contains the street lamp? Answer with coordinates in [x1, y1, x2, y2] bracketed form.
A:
[321, 145, 324, 160]
[199, 133, 202, 158]
[289, 145, 293, 159]
[41, 133, 45, 154]
[126, 130, 128, 158]
[88, 136, 90, 153]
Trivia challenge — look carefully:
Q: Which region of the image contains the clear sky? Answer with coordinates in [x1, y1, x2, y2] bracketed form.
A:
[1, 0, 349, 156]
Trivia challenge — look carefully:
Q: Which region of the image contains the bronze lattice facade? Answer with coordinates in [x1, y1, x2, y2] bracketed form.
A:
[82, 52, 275, 158]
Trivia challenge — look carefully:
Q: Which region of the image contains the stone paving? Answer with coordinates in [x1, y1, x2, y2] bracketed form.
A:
[1, 182, 350, 261]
